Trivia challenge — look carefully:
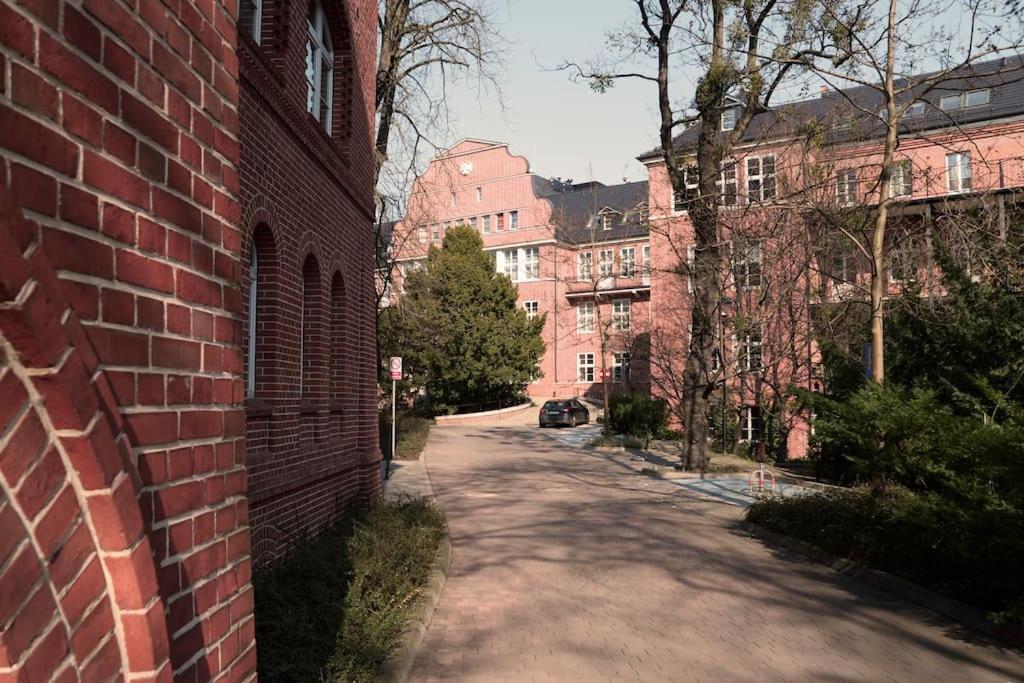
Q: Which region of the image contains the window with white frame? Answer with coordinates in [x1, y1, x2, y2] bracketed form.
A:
[500, 248, 518, 280]
[523, 247, 539, 279]
[836, 169, 858, 206]
[739, 332, 762, 372]
[831, 248, 857, 284]
[577, 252, 593, 281]
[746, 155, 776, 202]
[497, 213, 506, 231]
[482, 215, 491, 233]
[739, 406, 763, 442]
[964, 89, 990, 107]
[577, 301, 595, 333]
[598, 249, 614, 279]
[612, 352, 630, 382]
[642, 244, 651, 281]
[720, 107, 737, 131]
[612, 299, 631, 331]
[417, 225, 427, 243]
[890, 159, 912, 197]
[577, 353, 595, 382]
[450, 192, 456, 208]
[939, 93, 961, 110]
[524, 301, 539, 319]
[734, 241, 762, 289]
[890, 238, 917, 283]
[476, 187, 482, 202]
[239, 0, 262, 43]
[510, 210, 519, 230]
[940, 89, 990, 110]
[946, 152, 972, 193]
[306, 2, 333, 132]
[673, 165, 699, 211]
[430, 224, 440, 241]
[601, 212, 619, 230]
[717, 161, 738, 206]
[620, 247, 636, 277]
[905, 101, 925, 118]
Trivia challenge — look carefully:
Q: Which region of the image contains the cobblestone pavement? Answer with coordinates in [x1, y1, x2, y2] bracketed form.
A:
[411, 424, 1024, 682]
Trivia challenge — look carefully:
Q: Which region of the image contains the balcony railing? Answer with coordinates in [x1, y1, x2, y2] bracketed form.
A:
[566, 274, 651, 297]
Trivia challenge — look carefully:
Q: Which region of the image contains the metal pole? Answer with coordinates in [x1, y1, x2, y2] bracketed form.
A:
[720, 314, 727, 454]
[387, 379, 396, 480]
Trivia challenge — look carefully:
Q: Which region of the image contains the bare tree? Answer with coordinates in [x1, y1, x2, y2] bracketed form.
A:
[561, 0, 813, 470]
[793, 0, 1024, 383]
[374, 0, 508, 367]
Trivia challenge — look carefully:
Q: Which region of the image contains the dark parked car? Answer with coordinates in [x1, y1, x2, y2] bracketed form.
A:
[539, 399, 590, 428]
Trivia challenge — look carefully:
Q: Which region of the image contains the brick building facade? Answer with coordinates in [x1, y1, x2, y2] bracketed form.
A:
[0, 0, 378, 679]
[237, 0, 380, 568]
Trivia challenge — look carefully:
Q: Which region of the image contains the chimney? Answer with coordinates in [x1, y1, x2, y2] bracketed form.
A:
[820, 85, 828, 97]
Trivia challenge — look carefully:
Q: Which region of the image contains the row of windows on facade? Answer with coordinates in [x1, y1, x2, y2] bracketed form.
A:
[574, 299, 633, 334]
[398, 246, 540, 283]
[577, 244, 651, 281]
[673, 150, 976, 212]
[239, 0, 336, 134]
[575, 352, 634, 383]
[246, 243, 343, 399]
[719, 88, 992, 132]
[417, 210, 520, 243]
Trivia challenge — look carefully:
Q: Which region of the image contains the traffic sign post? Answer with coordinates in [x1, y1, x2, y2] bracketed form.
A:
[386, 357, 402, 480]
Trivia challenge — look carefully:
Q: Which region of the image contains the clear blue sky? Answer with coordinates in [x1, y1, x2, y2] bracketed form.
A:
[444, 1, 661, 185]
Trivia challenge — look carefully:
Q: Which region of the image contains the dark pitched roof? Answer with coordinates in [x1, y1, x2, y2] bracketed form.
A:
[545, 181, 650, 244]
[637, 54, 1024, 160]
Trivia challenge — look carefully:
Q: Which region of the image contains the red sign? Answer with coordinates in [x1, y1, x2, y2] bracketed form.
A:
[389, 357, 402, 380]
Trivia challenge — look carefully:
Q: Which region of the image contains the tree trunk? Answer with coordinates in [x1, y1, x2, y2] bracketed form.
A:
[869, 0, 900, 385]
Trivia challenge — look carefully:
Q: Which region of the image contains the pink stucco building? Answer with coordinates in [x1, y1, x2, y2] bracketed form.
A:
[390, 139, 651, 401]
[388, 57, 1023, 458]
[641, 55, 1024, 459]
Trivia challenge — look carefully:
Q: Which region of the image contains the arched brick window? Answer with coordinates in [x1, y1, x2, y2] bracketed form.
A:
[246, 225, 278, 398]
[301, 254, 324, 399]
[330, 272, 346, 405]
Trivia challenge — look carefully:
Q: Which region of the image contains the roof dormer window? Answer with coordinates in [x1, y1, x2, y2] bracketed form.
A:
[720, 107, 737, 131]
[940, 89, 990, 111]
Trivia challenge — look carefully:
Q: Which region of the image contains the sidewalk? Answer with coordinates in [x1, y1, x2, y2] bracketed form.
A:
[382, 457, 433, 501]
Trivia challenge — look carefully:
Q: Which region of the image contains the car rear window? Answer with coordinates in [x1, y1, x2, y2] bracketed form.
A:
[543, 401, 569, 409]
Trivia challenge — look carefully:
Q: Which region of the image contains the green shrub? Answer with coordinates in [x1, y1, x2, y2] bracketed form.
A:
[747, 488, 1024, 623]
[608, 392, 669, 448]
[254, 500, 446, 682]
[329, 499, 446, 681]
[379, 412, 433, 460]
[798, 383, 1024, 508]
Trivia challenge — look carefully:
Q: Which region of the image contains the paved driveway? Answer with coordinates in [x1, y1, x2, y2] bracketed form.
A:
[411, 424, 1023, 682]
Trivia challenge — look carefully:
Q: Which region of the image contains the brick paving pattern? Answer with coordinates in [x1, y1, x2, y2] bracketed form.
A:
[412, 424, 1024, 682]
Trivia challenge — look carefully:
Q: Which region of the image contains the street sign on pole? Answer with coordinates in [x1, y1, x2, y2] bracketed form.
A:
[386, 357, 401, 480]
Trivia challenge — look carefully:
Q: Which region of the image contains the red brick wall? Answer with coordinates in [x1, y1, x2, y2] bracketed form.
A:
[0, 0, 253, 679]
[238, 0, 381, 569]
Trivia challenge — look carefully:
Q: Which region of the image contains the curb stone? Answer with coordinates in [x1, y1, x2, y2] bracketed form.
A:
[739, 520, 1024, 650]
[375, 437, 452, 683]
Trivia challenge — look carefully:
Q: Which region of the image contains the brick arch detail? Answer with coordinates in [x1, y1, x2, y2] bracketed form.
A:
[0, 191, 171, 678]
[296, 231, 327, 288]
[241, 197, 282, 255]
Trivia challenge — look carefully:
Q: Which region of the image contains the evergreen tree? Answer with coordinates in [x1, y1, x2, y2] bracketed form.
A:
[381, 226, 545, 413]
